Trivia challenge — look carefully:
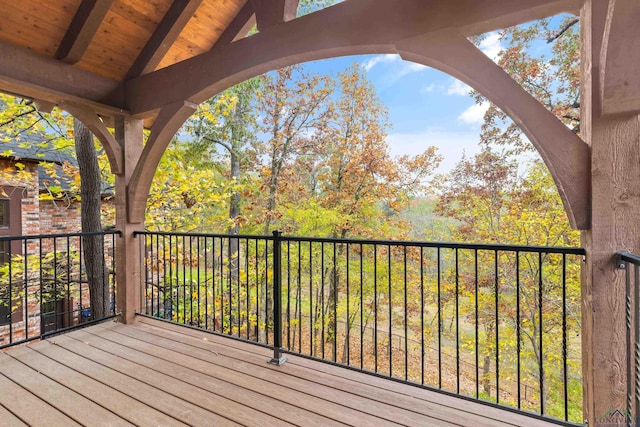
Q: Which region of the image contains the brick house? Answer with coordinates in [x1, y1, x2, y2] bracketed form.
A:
[0, 136, 114, 345]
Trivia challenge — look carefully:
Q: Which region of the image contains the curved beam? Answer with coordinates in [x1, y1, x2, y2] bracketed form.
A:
[601, 0, 640, 114]
[127, 100, 196, 223]
[125, 0, 579, 115]
[62, 102, 123, 174]
[123, 0, 588, 229]
[397, 31, 590, 229]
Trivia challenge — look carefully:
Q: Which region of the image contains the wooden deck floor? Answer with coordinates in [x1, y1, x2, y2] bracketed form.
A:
[0, 317, 561, 427]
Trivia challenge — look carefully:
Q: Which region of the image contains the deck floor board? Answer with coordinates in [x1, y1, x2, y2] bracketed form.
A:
[0, 318, 568, 427]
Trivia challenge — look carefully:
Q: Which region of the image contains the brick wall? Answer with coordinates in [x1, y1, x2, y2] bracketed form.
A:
[0, 159, 40, 236]
[39, 199, 82, 235]
[0, 159, 116, 347]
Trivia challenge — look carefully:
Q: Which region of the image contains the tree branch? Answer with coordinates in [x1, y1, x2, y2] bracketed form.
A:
[203, 135, 232, 153]
[547, 18, 579, 43]
[0, 106, 37, 128]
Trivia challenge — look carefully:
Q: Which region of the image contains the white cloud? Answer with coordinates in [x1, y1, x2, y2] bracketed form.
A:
[447, 79, 471, 96]
[399, 62, 427, 76]
[362, 53, 400, 71]
[387, 129, 481, 174]
[458, 102, 490, 125]
[423, 83, 437, 93]
[479, 32, 503, 62]
[362, 54, 428, 78]
[362, 54, 398, 72]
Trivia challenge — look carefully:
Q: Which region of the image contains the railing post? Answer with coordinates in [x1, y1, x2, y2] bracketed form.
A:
[269, 230, 287, 366]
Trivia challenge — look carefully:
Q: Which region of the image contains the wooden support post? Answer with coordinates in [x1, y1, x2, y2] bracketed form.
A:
[114, 116, 144, 324]
[581, 0, 640, 423]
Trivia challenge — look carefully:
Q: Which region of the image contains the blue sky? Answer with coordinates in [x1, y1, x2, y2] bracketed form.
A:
[300, 33, 505, 173]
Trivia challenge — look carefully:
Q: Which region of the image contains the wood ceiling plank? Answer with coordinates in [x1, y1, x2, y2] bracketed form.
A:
[6, 0, 79, 31]
[77, 52, 131, 80]
[55, 0, 116, 64]
[77, 8, 151, 79]
[0, 4, 68, 55]
[157, 44, 199, 69]
[212, 0, 255, 48]
[126, 0, 204, 79]
[110, 0, 169, 34]
[121, 0, 172, 22]
[169, 1, 232, 49]
[157, 0, 246, 69]
[100, 9, 155, 42]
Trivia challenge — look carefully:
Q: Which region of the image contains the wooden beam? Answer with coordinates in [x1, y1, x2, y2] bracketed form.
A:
[127, 100, 197, 223]
[211, 1, 256, 49]
[62, 102, 123, 174]
[55, 0, 115, 64]
[125, 0, 203, 80]
[124, 0, 579, 116]
[600, 0, 640, 114]
[114, 116, 144, 325]
[0, 40, 125, 115]
[398, 30, 590, 230]
[250, 0, 299, 32]
[34, 99, 56, 114]
[579, 1, 640, 424]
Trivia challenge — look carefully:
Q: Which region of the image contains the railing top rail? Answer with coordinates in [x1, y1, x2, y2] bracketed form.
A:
[0, 229, 121, 242]
[280, 235, 586, 254]
[134, 230, 276, 240]
[617, 251, 640, 265]
[135, 230, 585, 255]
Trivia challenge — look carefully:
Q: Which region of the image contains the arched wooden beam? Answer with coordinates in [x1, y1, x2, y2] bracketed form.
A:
[397, 31, 590, 229]
[127, 100, 196, 223]
[601, 0, 640, 114]
[122, 0, 588, 228]
[62, 102, 123, 174]
[125, 0, 579, 115]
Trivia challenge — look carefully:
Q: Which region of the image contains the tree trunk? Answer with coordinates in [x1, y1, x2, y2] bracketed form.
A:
[483, 354, 492, 397]
[74, 119, 108, 320]
[229, 149, 241, 234]
[228, 148, 240, 332]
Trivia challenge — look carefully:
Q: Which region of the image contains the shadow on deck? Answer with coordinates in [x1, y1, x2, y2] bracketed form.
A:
[0, 317, 563, 426]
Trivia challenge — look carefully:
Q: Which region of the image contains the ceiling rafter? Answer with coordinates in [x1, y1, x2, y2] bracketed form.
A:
[55, 0, 115, 64]
[211, 1, 256, 49]
[250, 0, 299, 32]
[125, 0, 204, 80]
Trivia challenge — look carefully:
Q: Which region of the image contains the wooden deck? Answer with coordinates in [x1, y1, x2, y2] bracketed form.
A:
[0, 317, 561, 427]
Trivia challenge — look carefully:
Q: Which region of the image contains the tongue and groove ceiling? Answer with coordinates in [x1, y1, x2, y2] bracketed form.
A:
[1, 0, 247, 80]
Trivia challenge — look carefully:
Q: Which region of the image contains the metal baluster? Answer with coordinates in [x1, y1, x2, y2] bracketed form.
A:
[539, 251, 544, 414]
[437, 247, 442, 389]
[346, 243, 350, 365]
[455, 247, 460, 394]
[495, 250, 499, 403]
[475, 249, 479, 399]
[516, 251, 521, 409]
[562, 253, 568, 421]
[421, 247, 425, 385]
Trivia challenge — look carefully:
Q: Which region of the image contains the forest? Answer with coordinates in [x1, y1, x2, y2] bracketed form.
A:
[0, 12, 583, 423]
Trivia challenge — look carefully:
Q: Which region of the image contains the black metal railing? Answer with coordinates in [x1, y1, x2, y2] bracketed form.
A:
[0, 230, 119, 349]
[617, 251, 640, 427]
[137, 231, 278, 346]
[137, 231, 585, 425]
